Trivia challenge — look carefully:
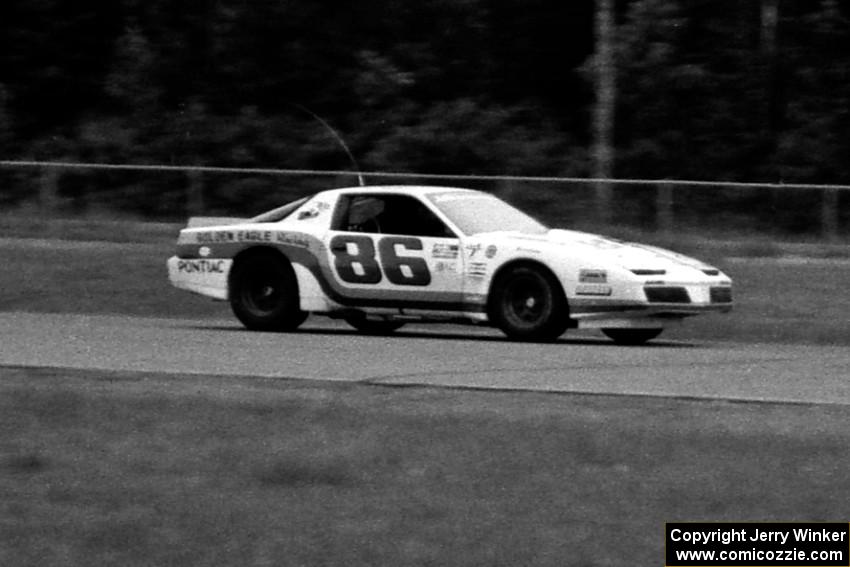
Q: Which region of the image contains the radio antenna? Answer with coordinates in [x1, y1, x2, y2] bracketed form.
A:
[290, 103, 365, 187]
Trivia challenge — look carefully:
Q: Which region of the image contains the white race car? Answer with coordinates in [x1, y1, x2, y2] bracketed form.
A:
[167, 185, 732, 343]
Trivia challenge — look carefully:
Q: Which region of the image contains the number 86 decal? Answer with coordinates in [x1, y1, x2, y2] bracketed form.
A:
[330, 235, 431, 286]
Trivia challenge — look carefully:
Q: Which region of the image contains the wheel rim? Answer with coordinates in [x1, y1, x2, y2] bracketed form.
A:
[503, 274, 549, 327]
[242, 272, 283, 315]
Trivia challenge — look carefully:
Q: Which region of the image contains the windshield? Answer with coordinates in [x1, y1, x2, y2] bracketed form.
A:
[428, 193, 548, 235]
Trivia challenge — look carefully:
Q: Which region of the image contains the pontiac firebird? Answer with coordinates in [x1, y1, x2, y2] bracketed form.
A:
[167, 185, 732, 344]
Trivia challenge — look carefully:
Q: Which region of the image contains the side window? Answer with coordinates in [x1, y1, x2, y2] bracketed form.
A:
[333, 194, 455, 238]
[345, 196, 386, 233]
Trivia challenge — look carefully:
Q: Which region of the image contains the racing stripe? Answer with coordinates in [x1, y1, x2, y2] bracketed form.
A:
[177, 230, 483, 312]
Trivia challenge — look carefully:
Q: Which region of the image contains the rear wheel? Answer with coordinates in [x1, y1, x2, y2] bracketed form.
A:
[489, 264, 569, 341]
[343, 315, 405, 335]
[602, 328, 663, 345]
[229, 251, 307, 331]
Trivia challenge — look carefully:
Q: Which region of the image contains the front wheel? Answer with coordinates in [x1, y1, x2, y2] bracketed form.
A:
[489, 265, 569, 341]
[602, 328, 663, 345]
[229, 252, 308, 332]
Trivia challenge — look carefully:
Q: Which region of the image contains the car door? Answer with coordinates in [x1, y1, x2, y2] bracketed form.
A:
[322, 193, 466, 310]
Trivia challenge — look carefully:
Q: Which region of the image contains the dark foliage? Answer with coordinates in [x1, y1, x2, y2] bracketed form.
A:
[0, 0, 848, 230]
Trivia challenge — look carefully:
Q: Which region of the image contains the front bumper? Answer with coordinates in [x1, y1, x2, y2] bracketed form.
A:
[571, 281, 733, 321]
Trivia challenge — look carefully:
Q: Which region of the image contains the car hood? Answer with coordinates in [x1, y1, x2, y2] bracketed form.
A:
[488, 229, 715, 271]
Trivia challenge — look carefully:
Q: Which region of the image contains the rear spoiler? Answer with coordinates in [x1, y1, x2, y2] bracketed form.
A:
[187, 217, 248, 228]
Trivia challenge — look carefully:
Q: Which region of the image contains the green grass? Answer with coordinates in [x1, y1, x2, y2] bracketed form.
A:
[0, 242, 220, 319]
[2, 220, 850, 565]
[1, 225, 849, 344]
[0, 213, 181, 244]
[2, 367, 849, 566]
[682, 258, 850, 345]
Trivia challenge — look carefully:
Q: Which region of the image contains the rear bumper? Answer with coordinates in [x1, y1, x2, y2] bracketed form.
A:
[167, 256, 231, 300]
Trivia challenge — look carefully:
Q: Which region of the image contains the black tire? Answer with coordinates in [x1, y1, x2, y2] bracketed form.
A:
[602, 328, 663, 345]
[343, 315, 405, 335]
[229, 251, 308, 331]
[489, 264, 569, 341]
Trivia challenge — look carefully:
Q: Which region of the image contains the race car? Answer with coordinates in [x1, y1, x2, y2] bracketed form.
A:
[167, 185, 732, 344]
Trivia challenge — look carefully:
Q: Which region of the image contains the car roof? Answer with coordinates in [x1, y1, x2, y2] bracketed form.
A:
[320, 185, 482, 197]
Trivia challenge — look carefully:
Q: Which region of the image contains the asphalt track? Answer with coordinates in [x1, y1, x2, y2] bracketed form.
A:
[2, 311, 849, 405]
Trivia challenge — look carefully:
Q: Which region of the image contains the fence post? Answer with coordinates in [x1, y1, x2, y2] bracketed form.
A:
[656, 183, 674, 237]
[187, 170, 204, 217]
[821, 187, 839, 242]
[39, 166, 59, 215]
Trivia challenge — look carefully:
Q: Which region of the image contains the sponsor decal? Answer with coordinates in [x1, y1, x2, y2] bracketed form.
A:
[434, 261, 459, 274]
[430, 193, 474, 203]
[583, 237, 624, 250]
[432, 243, 459, 259]
[579, 269, 607, 284]
[200, 230, 309, 247]
[297, 201, 331, 220]
[198, 229, 274, 243]
[198, 246, 211, 257]
[575, 283, 612, 296]
[467, 262, 488, 279]
[466, 244, 482, 258]
[485, 245, 497, 259]
[237, 230, 273, 242]
[197, 230, 236, 244]
[276, 233, 310, 248]
[177, 259, 226, 274]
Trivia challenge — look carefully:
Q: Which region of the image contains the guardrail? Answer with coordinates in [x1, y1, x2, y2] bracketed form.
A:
[1, 160, 848, 241]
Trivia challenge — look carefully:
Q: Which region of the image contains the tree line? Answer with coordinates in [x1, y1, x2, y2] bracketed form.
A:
[0, 0, 848, 228]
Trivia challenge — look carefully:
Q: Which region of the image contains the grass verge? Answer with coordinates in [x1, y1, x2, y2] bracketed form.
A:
[1, 231, 848, 345]
[2, 367, 849, 566]
[2, 219, 848, 565]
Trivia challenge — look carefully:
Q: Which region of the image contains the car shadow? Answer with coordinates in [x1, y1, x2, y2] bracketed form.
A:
[182, 321, 700, 348]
